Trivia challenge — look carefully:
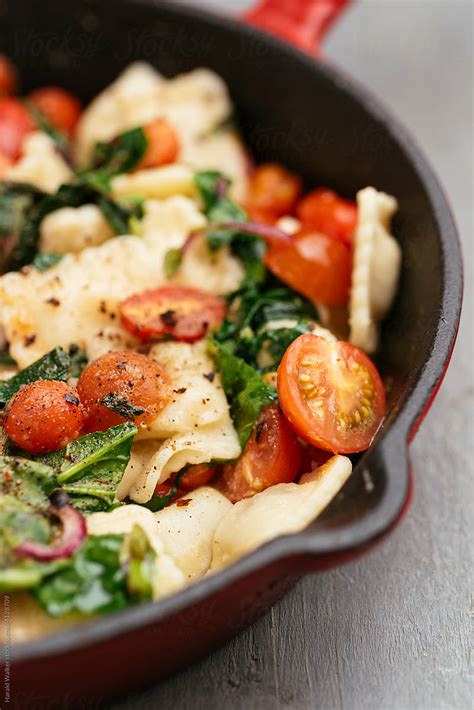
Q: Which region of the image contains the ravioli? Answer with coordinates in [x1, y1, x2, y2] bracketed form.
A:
[212, 455, 353, 570]
[0, 196, 205, 367]
[349, 187, 401, 353]
[86, 505, 186, 598]
[116, 341, 241, 502]
[5, 131, 72, 193]
[74, 62, 248, 200]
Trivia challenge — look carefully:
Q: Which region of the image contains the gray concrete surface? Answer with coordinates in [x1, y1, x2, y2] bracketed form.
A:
[113, 2, 473, 708]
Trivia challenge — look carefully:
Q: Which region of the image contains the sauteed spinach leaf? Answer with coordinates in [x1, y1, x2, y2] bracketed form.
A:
[0, 346, 70, 408]
[88, 126, 148, 187]
[37, 423, 137, 513]
[31, 251, 63, 271]
[34, 525, 156, 616]
[0, 456, 62, 590]
[209, 340, 277, 448]
[7, 180, 143, 269]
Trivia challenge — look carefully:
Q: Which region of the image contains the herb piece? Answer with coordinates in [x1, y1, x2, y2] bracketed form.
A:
[33, 534, 130, 616]
[89, 126, 148, 184]
[195, 170, 231, 211]
[0, 346, 69, 408]
[25, 102, 70, 154]
[31, 252, 63, 271]
[0, 182, 44, 239]
[121, 524, 157, 602]
[257, 323, 313, 371]
[209, 341, 277, 448]
[194, 170, 266, 287]
[96, 194, 140, 235]
[100, 392, 146, 421]
[67, 343, 88, 378]
[164, 247, 182, 278]
[0, 351, 16, 366]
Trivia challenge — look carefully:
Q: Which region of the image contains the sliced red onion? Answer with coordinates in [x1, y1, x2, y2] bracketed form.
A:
[14, 490, 86, 562]
[181, 228, 202, 256]
[179, 220, 292, 268]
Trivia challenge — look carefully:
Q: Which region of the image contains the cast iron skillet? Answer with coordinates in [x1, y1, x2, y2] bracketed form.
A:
[0, 0, 462, 705]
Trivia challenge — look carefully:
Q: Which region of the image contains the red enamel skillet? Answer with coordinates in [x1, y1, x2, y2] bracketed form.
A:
[0, 0, 462, 705]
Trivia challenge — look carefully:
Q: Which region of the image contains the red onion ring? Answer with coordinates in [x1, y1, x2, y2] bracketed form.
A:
[14, 490, 86, 562]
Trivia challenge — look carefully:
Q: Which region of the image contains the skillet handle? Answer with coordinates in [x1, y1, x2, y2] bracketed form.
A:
[297, 431, 413, 573]
[242, 0, 352, 54]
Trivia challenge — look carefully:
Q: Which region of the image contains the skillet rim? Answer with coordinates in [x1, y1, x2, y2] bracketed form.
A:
[4, 0, 463, 663]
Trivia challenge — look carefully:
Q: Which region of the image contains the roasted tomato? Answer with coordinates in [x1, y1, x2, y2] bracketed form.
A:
[246, 163, 302, 219]
[28, 87, 81, 136]
[215, 405, 302, 503]
[277, 334, 386, 454]
[77, 351, 171, 433]
[120, 286, 226, 343]
[139, 118, 180, 169]
[0, 97, 36, 159]
[296, 188, 357, 246]
[264, 226, 352, 305]
[154, 464, 217, 503]
[0, 55, 17, 96]
[180, 464, 218, 491]
[4, 380, 85, 453]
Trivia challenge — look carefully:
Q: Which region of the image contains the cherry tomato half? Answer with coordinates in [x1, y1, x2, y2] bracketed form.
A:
[139, 118, 180, 169]
[4, 380, 85, 453]
[296, 188, 357, 246]
[264, 226, 352, 306]
[214, 404, 302, 503]
[77, 351, 171, 433]
[277, 334, 386, 454]
[28, 87, 81, 136]
[120, 286, 226, 343]
[0, 97, 36, 159]
[0, 55, 17, 96]
[247, 163, 302, 219]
